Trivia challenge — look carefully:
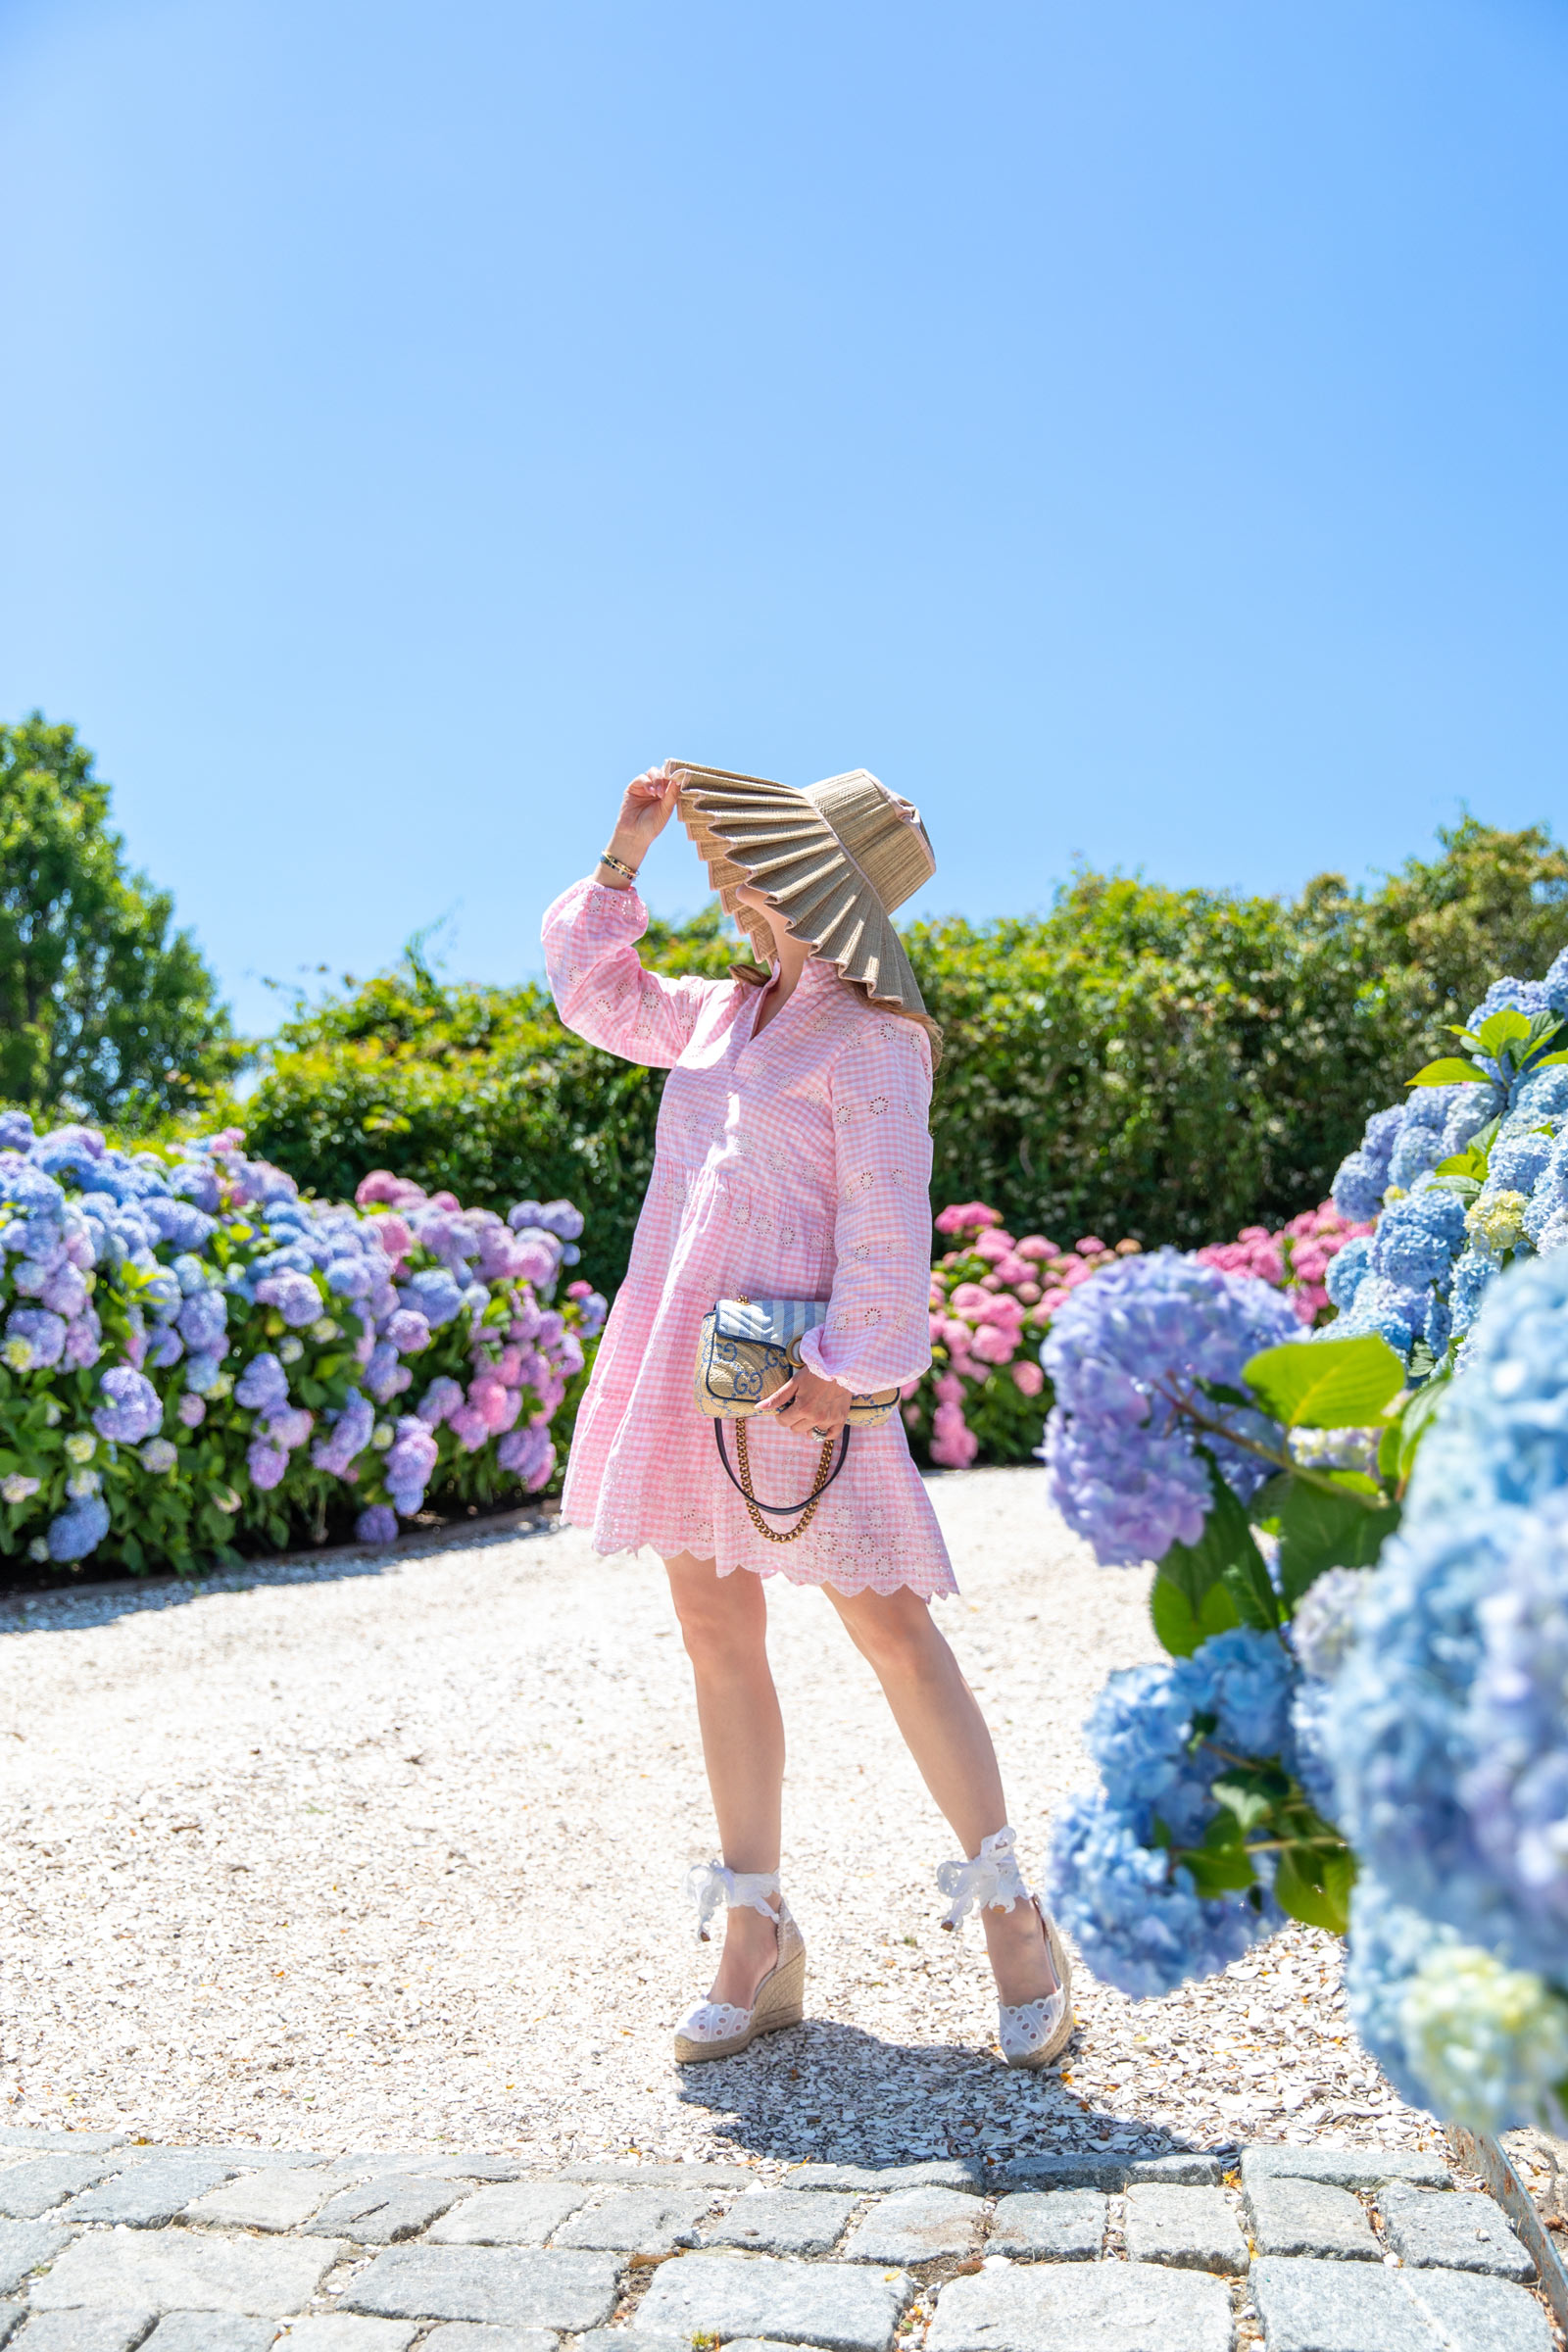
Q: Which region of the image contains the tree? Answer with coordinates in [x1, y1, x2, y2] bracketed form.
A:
[0, 713, 240, 1125]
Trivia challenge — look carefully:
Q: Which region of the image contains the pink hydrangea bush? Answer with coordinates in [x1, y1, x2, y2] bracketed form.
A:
[1193, 1200, 1372, 1325]
[904, 1203, 1142, 1468]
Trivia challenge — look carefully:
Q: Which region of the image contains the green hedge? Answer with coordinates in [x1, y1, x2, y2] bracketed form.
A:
[242, 822, 1568, 1290]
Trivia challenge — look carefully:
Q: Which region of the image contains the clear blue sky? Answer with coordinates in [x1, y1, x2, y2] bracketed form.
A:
[3, 0, 1566, 1036]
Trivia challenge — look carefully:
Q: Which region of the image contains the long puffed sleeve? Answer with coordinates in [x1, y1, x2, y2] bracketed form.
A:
[543, 878, 726, 1070]
[798, 1012, 936, 1395]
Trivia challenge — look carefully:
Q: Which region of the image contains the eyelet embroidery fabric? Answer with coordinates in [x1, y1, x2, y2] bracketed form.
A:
[542, 877, 956, 1598]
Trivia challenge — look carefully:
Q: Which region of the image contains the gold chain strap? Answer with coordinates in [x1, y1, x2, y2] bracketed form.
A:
[732, 1419, 838, 1544]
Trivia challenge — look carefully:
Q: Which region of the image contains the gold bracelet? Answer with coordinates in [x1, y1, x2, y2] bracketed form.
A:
[598, 850, 639, 882]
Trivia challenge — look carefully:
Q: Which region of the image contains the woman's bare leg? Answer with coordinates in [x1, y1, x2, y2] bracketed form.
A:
[822, 1582, 1060, 2008]
[664, 1551, 784, 2008]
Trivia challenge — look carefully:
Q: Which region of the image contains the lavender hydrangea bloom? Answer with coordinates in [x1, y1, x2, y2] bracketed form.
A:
[265, 1406, 315, 1452]
[234, 1352, 289, 1414]
[1342, 1872, 1461, 2110]
[140, 1197, 216, 1251]
[1461, 1494, 1568, 1971]
[313, 1389, 374, 1478]
[167, 1159, 221, 1212]
[1082, 1661, 1214, 1844]
[364, 1340, 414, 1404]
[355, 1503, 398, 1545]
[92, 1367, 162, 1445]
[183, 1351, 227, 1396]
[5, 1307, 67, 1369]
[398, 1267, 465, 1329]
[177, 1392, 206, 1427]
[140, 1440, 177, 1473]
[0, 1109, 35, 1151]
[40, 1262, 87, 1318]
[497, 1424, 556, 1489]
[385, 1416, 439, 1514]
[416, 1377, 464, 1427]
[1048, 1789, 1275, 1999]
[145, 1326, 184, 1371]
[1041, 1250, 1300, 1567]
[1324, 1235, 1372, 1310]
[62, 1310, 103, 1370]
[247, 1436, 288, 1491]
[46, 1492, 111, 1561]
[385, 1307, 432, 1356]
[176, 1290, 228, 1355]
[255, 1270, 320, 1328]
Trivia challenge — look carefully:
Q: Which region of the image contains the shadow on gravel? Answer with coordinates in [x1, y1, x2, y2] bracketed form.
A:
[671, 2016, 1198, 2170]
[0, 1504, 558, 1636]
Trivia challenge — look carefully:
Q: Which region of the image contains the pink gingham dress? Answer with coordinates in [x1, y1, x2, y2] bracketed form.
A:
[543, 878, 956, 1598]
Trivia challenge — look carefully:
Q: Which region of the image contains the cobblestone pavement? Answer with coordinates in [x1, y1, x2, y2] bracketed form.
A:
[0, 2132, 1557, 2351]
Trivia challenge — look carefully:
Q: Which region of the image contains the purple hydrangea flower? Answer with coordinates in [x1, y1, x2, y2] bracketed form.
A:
[256, 1270, 321, 1328]
[176, 1290, 228, 1354]
[234, 1353, 289, 1413]
[5, 1306, 67, 1370]
[415, 1376, 465, 1428]
[145, 1326, 184, 1370]
[497, 1424, 556, 1490]
[0, 1109, 35, 1152]
[47, 1493, 111, 1561]
[364, 1341, 413, 1404]
[177, 1392, 206, 1427]
[385, 1417, 439, 1514]
[355, 1503, 398, 1545]
[247, 1436, 288, 1491]
[62, 1311, 103, 1370]
[313, 1389, 374, 1477]
[264, 1406, 315, 1452]
[91, 1369, 161, 1445]
[397, 1268, 466, 1329]
[140, 1439, 177, 1473]
[385, 1307, 432, 1356]
[1041, 1250, 1299, 1567]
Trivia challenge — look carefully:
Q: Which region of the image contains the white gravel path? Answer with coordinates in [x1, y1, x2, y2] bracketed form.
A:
[0, 1467, 1444, 2169]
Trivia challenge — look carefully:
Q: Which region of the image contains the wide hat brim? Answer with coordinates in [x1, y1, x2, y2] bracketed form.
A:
[671, 761, 933, 1024]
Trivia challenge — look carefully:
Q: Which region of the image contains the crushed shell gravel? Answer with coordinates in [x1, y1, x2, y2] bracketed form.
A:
[0, 1467, 1447, 2170]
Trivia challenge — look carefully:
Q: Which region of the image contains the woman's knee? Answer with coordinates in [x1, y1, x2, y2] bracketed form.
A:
[834, 1588, 945, 1684]
[665, 1557, 767, 1674]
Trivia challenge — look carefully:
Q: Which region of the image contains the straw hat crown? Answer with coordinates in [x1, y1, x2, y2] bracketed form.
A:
[672, 761, 935, 1026]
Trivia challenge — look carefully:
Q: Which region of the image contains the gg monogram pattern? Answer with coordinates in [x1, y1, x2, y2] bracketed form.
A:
[542, 878, 956, 1596]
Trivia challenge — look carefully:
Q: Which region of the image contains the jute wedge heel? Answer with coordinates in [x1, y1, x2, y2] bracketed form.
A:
[672, 1861, 808, 2065]
[935, 1824, 1075, 2070]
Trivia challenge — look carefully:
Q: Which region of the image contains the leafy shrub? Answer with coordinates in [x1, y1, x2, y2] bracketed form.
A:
[236, 822, 1568, 1293]
[0, 1112, 602, 1577]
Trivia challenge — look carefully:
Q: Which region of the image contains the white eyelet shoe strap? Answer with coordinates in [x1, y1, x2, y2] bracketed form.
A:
[683, 1859, 781, 1944]
[935, 1825, 1031, 1930]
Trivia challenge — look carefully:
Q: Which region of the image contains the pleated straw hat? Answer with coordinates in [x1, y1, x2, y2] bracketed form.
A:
[672, 761, 937, 1029]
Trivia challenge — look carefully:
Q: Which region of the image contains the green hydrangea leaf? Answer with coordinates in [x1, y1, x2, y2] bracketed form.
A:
[1273, 1842, 1356, 1936]
[1276, 1476, 1399, 1609]
[1472, 1007, 1535, 1054]
[1150, 1569, 1242, 1657]
[1407, 1056, 1491, 1087]
[1243, 1334, 1405, 1429]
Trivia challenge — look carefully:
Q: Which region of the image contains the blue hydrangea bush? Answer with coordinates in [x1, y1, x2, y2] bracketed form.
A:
[1039, 949, 1568, 2135]
[0, 1112, 603, 1575]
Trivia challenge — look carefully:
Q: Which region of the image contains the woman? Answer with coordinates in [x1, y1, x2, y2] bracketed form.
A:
[542, 759, 1071, 2069]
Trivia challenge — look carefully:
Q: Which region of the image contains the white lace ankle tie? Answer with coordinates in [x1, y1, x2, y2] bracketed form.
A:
[936, 1825, 1030, 1931]
[684, 1860, 782, 1942]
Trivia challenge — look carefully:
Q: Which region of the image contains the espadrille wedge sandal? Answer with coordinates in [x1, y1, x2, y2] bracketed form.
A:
[672, 1862, 807, 2064]
[936, 1825, 1074, 2070]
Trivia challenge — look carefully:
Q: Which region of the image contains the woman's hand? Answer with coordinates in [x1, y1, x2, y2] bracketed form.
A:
[600, 762, 682, 883]
[759, 1363, 853, 1438]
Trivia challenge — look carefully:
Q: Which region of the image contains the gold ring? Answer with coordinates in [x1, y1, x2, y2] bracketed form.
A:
[810, 1426, 828, 1439]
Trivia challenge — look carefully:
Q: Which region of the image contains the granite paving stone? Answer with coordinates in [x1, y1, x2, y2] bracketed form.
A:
[1245, 2179, 1379, 2262]
[705, 2191, 858, 2255]
[66, 2159, 243, 2228]
[576, 2335, 690, 2352]
[634, 2253, 913, 2352]
[426, 2181, 593, 2247]
[325, 2156, 527, 2185]
[29, 2230, 345, 2317]
[0, 2135, 127, 2156]
[841, 2186, 986, 2265]
[1250, 2257, 1434, 2352]
[1402, 2266, 1554, 2351]
[1124, 2184, 1250, 2276]
[552, 2189, 714, 2254]
[0, 2308, 21, 2350]
[306, 2177, 466, 2243]
[185, 2172, 335, 2232]
[559, 2164, 754, 2188]
[0, 2158, 122, 2220]
[987, 2189, 1106, 2260]
[926, 2261, 1235, 2351]
[998, 2152, 1223, 2192]
[1241, 2146, 1450, 2195]
[723, 2341, 838, 2352]
[1376, 2182, 1535, 2281]
[0, 2224, 73, 2299]
[274, 2320, 420, 2350]
[141, 2321, 277, 2352]
[784, 2161, 984, 2195]
[11, 2315, 158, 2352]
[342, 2247, 620, 2331]
[421, 2331, 562, 2352]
